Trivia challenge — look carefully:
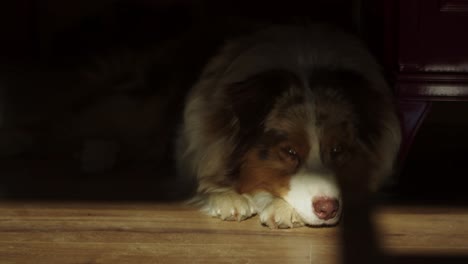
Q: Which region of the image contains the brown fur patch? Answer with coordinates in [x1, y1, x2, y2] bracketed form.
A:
[212, 70, 306, 179]
[236, 147, 292, 197]
[228, 71, 314, 197]
[236, 127, 310, 196]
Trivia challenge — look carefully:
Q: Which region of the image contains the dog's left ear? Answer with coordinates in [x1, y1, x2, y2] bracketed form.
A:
[226, 70, 301, 135]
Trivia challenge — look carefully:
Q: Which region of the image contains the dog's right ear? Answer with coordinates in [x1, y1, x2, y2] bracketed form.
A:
[226, 70, 301, 135]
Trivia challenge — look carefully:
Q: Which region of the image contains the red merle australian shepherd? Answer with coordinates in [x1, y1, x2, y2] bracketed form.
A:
[175, 24, 401, 228]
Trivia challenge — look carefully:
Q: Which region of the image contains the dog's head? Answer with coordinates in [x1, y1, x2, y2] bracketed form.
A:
[224, 69, 399, 226]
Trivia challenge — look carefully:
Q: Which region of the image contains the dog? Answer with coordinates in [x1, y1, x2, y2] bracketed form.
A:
[175, 24, 401, 228]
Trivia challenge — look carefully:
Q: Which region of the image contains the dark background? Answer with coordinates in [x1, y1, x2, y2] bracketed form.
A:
[1, 0, 467, 203]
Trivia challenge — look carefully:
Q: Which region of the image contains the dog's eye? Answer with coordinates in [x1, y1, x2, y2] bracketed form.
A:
[331, 145, 342, 156]
[330, 144, 347, 165]
[287, 148, 297, 157]
[279, 146, 299, 161]
[278, 146, 300, 171]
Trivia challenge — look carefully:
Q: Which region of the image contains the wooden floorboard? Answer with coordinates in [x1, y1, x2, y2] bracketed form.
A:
[0, 201, 467, 264]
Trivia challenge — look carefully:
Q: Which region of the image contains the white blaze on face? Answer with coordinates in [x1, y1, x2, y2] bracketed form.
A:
[284, 121, 342, 226]
[283, 170, 342, 226]
[279, 106, 343, 226]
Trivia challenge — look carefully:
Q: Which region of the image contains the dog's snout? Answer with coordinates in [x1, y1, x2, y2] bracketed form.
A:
[312, 197, 339, 220]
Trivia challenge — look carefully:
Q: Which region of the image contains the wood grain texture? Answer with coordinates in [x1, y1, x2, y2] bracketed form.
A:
[0, 202, 467, 264]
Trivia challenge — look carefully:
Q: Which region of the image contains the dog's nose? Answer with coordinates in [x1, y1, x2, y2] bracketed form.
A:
[313, 197, 339, 220]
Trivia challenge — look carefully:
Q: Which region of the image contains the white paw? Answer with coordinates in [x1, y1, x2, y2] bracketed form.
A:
[195, 191, 256, 221]
[259, 198, 304, 229]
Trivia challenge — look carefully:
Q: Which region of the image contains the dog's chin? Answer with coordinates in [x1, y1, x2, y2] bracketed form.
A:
[302, 214, 342, 227]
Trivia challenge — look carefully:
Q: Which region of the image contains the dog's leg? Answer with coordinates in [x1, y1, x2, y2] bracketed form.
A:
[190, 189, 257, 221]
[253, 192, 304, 229]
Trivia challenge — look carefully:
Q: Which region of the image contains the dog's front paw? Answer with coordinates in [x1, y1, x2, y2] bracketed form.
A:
[259, 198, 304, 229]
[195, 191, 256, 221]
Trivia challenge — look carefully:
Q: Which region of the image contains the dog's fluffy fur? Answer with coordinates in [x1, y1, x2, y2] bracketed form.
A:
[175, 24, 401, 228]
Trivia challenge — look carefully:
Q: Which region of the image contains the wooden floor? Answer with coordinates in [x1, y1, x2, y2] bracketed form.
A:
[0, 201, 467, 264]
